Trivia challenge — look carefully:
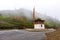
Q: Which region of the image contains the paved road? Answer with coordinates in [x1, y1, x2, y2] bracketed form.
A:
[0, 30, 46, 40]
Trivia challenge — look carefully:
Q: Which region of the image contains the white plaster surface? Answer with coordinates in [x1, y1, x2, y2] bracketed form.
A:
[34, 24, 45, 29]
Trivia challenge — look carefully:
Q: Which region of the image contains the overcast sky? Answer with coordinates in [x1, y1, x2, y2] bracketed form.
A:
[0, 0, 60, 20]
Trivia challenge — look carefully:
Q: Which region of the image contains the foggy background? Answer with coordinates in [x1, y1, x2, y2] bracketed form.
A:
[0, 0, 60, 20]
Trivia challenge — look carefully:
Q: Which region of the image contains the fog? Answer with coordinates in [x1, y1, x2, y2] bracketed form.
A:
[0, 0, 60, 20]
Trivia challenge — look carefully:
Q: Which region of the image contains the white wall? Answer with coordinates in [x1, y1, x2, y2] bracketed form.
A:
[34, 24, 45, 29]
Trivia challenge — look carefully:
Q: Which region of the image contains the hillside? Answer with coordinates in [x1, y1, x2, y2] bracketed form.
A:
[0, 8, 60, 28]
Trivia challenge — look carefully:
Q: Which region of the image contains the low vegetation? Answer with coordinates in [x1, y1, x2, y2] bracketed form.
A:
[0, 14, 33, 29]
[0, 14, 60, 29]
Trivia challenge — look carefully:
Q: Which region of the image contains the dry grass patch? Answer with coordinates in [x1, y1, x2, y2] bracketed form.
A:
[44, 28, 60, 40]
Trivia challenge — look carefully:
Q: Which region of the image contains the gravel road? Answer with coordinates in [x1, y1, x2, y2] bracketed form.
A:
[0, 30, 46, 40]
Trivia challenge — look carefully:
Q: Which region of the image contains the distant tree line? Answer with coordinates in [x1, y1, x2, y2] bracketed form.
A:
[0, 14, 60, 29]
[0, 14, 33, 29]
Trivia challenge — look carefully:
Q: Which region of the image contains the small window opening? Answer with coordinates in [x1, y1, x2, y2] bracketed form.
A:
[41, 24, 42, 27]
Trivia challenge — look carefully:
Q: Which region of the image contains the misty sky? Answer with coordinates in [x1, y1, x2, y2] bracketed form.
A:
[0, 0, 60, 20]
